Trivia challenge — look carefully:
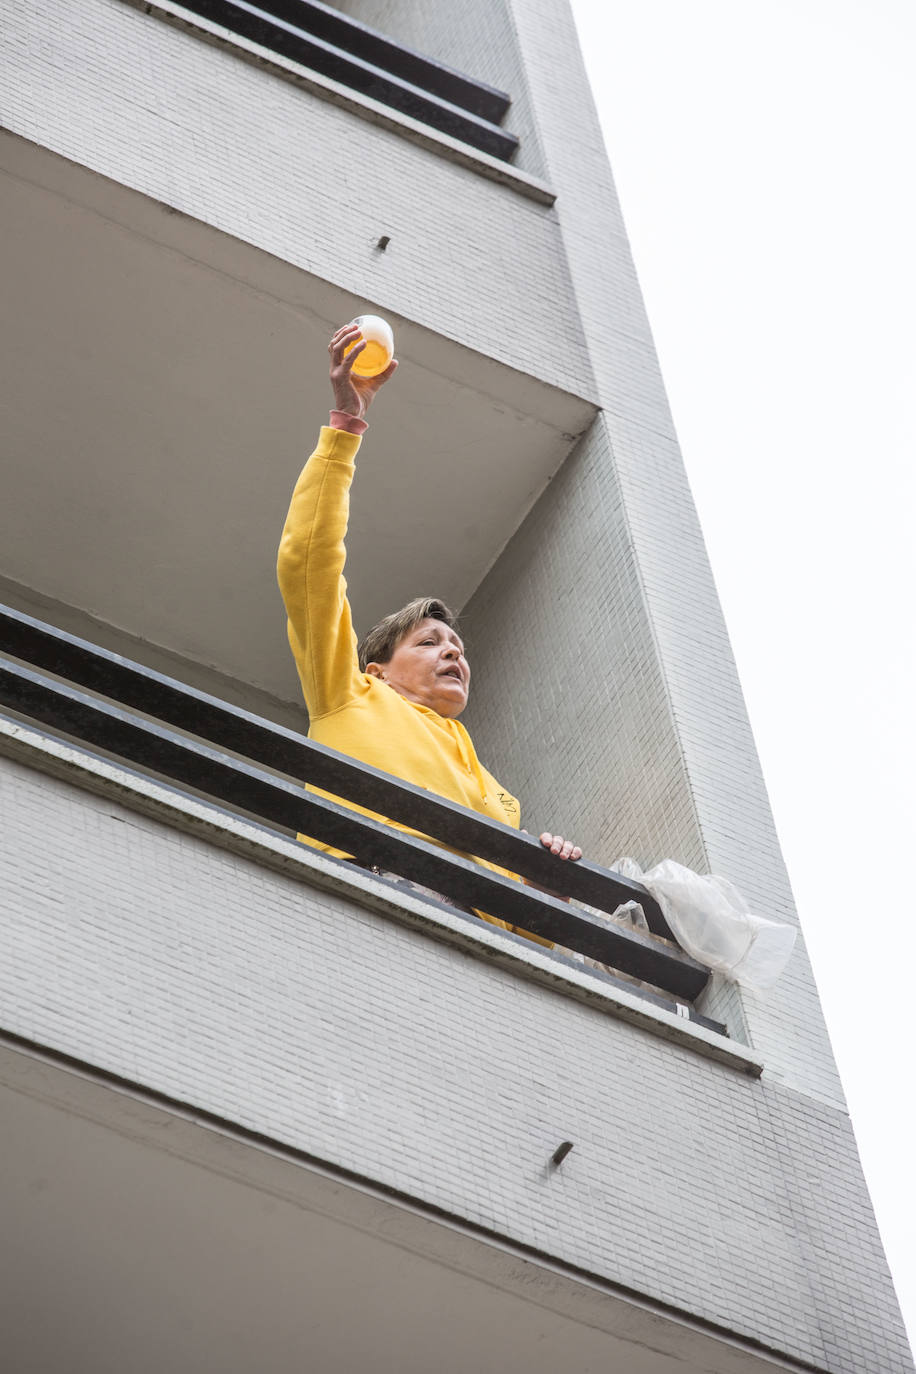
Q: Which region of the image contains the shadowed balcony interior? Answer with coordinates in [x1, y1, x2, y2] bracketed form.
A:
[1, 137, 592, 724]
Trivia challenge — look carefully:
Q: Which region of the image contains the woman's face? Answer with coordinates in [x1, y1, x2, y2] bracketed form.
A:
[367, 618, 470, 718]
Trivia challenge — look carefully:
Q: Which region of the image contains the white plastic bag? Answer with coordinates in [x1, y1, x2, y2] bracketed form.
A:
[611, 857, 796, 991]
[564, 893, 650, 985]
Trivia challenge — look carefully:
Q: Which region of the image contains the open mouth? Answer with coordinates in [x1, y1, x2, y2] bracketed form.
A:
[439, 667, 463, 681]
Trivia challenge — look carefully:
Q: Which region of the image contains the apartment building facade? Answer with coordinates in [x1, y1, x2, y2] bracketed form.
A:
[2, 1, 912, 1369]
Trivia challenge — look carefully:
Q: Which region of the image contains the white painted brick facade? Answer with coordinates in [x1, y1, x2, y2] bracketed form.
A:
[2, 0, 588, 394]
[0, 754, 911, 1371]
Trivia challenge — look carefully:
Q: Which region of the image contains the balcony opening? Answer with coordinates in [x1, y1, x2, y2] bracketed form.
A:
[165, 0, 521, 162]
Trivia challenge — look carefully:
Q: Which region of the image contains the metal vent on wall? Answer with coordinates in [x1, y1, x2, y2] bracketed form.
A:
[172, 0, 520, 161]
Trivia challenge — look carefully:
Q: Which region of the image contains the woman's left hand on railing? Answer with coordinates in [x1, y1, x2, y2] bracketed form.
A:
[538, 832, 582, 862]
[519, 832, 583, 902]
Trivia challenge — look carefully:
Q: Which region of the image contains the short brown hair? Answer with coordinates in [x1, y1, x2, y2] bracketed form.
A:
[358, 597, 459, 672]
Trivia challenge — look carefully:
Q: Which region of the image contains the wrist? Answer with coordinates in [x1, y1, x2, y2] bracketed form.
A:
[329, 409, 369, 435]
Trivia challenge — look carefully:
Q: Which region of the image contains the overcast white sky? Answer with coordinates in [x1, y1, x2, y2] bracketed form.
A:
[569, 0, 916, 1347]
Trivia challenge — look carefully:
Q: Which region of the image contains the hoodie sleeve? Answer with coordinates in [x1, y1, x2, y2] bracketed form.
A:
[277, 426, 364, 720]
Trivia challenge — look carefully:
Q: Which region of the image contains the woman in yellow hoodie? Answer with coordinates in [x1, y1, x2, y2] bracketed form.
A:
[277, 323, 581, 939]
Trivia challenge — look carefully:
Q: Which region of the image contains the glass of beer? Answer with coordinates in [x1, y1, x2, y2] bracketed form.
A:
[343, 315, 394, 377]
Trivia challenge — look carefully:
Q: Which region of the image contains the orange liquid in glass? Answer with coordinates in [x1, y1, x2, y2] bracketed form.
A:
[344, 336, 391, 377]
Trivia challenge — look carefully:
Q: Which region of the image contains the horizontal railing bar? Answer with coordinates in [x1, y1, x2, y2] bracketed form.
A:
[367, 869, 725, 1035]
[169, 0, 519, 161]
[244, 0, 512, 123]
[0, 605, 676, 940]
[0, 658, 708, 999]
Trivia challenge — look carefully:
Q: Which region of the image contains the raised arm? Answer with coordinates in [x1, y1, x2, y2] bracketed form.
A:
[277, 325, 397, 720]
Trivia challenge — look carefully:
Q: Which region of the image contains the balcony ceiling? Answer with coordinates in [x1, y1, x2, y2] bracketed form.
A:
[1, 1043, 792, 1374]
[1, 134, 595, 714]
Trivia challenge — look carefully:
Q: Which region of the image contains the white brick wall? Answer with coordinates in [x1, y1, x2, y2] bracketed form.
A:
[3, 0, 588, 393]
[457, 0, 845, 1105]
[1, 752, 911, 1372]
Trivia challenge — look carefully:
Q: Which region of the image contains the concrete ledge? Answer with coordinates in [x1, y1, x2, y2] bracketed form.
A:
[0, 713, 763, 1076]
[0, 1034, 815, 1373]
[119, 0, 557, 206]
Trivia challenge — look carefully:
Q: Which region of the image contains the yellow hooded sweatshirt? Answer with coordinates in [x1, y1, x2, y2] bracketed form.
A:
[277, 425, 549, 945]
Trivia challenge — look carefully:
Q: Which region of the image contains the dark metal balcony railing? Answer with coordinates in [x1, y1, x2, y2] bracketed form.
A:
[157, 0, 520, 162]
[0, 604, 717, 1023]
